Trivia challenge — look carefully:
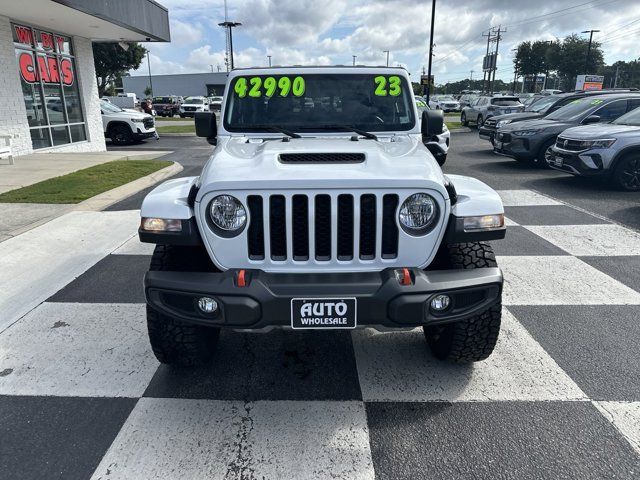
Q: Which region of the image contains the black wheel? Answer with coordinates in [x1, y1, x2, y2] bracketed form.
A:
[423, 242, 502, 363]
[612, 154, 640, 191]
[536, 138, 556, 168]
[169, 110, 175, 118]
[147, 245, 220, 367]
[460, 112, 468, 127]
[179, 114, 185, 118]
[476, 115, 484, 128]
[109, 124, 133, 145]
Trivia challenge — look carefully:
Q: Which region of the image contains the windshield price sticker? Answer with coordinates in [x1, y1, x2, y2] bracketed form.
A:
[374, 75, 402, 96]
[234, 76, 306, 98]
[590, 99, 604, 105]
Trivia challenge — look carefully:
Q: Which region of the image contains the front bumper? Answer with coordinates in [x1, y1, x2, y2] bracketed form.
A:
[547, 147, 607, 176]
[478, 125, 496, 143]
[493, 132, 544, 160]
[145, 267, 503, 329]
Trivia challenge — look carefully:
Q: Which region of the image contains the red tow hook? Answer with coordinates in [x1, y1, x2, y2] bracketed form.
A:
[236, 269, 247, 287]
[397, 267, 413, 286]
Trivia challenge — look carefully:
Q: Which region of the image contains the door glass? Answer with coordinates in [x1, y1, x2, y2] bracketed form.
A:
[593, 101, 628, 122]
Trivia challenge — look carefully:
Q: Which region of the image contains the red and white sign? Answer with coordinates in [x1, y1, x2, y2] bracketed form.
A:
[18, 52, 74, 86]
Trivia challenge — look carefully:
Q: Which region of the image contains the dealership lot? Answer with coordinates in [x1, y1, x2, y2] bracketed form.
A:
[1, 133, 639, 479]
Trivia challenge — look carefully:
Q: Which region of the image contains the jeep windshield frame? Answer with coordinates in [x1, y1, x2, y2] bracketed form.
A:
[223, 73, 416, 134]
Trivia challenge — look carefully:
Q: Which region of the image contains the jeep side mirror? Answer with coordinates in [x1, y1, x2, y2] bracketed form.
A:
[421, 109, 444, 140]
[583, 115, 601, 125]
[195, 112, 217, 145]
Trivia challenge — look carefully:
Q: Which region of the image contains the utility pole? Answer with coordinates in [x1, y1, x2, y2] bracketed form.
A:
[581, 29, 600, 73]
[267, 55, 272, 67]
[614, 64, 620, 88]
[490, 26, 506, 95]
[481, 31, 491, 94]
[470, 70, 474, 80]
[352, 55, 357, 66]
[146, 50, 153, 97]
[383, 50, 390, 66]
[541, 40, 553, 90]
[425, 0, 436, 104]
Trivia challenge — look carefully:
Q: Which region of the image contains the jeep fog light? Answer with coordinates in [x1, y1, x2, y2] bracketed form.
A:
[197, 297, 218, 314]
[210, 195, 247, 232]
[463, 214, 504, 232]
[430, 294, 451, 312]
[399, 193, 438, 234]
[141, 217, 182, 232]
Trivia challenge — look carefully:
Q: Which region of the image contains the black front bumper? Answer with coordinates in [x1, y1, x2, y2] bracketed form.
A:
[493, 132, 544, 160]
[547, 149, 605, 177]
[478, 125, 496, 143]
[145, 267, 503, 329]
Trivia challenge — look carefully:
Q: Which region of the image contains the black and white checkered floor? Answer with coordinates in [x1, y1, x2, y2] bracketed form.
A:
[1, 189, 639, 479]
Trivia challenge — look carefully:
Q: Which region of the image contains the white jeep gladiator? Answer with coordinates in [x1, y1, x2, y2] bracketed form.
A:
[138, 66, 506, 367]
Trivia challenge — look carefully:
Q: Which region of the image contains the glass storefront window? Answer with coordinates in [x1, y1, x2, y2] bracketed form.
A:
[13, 23, 86, 150]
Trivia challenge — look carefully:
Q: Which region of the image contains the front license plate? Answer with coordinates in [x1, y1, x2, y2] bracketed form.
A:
[496, 141, 504, 150]
[553, 156, 564, 167]
[291, 298, 357, 329]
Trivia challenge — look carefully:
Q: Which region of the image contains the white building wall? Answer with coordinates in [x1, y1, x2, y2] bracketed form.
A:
[0, 16, 105, 156]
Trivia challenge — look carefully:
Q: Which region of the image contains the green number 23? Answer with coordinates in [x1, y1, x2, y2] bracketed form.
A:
[374, 76, 402, 96]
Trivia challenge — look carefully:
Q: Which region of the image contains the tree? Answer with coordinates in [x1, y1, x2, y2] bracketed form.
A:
[144, 86, 153, 97]
[555, 34, 604, 90]
[93, 43, 147, 97]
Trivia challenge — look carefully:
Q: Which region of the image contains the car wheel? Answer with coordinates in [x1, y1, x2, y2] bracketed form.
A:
[169, 111, 175, 118]
[180, 114, 185, 118]
[536, 138, 556, 168]
[460, 112, 468, 127]
[146, 245, 220, 367]
[477, 115, 484, 128]
[612, 154, 640, 191]
[109, 124, 133, 145]
[423, 242, 501, 363]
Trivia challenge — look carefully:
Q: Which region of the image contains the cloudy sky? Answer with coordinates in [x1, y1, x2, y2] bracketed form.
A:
[134, 0, 640, 84]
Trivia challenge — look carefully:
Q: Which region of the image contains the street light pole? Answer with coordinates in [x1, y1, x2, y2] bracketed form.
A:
[383, 50, 389, 66]
[352, 55, 357, 66]
[582, 29, 600, 73]
[146, 50, 153, 97]
[209, 64, 213, 73]
[267, 55, 272, 67]
[425, 0, 436, 104]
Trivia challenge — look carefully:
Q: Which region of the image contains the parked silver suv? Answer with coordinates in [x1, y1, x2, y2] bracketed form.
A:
[461, 95, 524, 127]
[548, 106, 640, 191]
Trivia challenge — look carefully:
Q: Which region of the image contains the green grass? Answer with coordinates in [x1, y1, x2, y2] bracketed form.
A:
[156, 116, 194, 121]
[157, 124, 196, 134]
[446, 121, 463, 130]
[0, 160, 173, 204]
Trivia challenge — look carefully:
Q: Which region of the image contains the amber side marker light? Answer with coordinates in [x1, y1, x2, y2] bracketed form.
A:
[140, 218, 182, 232]
[463, 214, 504, 232]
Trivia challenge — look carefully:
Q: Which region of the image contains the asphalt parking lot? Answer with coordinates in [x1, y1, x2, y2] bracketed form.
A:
[1, 132, 639, 479]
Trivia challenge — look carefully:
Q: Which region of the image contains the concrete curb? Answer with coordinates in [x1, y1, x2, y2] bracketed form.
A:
[158, 132, 196, 137]
[2, 161, 183, 239]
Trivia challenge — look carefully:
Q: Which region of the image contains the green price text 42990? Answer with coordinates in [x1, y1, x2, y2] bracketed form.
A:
[234, 76, 306, 98]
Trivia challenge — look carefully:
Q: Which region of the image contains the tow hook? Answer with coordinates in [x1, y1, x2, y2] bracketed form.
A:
[236, 269, 248, 287]
[395, 267, 413, 286]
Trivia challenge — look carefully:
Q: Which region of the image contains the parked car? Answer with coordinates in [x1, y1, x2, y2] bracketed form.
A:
[540, 89, 563, 95]
[180, 96, 210, 117]
[494, 93, 640, 166]
[429, 95, 460, 112]
[100, 100, 156, 145]
[461, 96, 524, 127]
[458, 93, 478, 109]
[417, 98, 450, 164]
[154, 96, 182, 117]
[209, 96, 223, 112]
[479, 90, 640, 146]
[137, 65, 506, 367]
[547, 106, 640, 190]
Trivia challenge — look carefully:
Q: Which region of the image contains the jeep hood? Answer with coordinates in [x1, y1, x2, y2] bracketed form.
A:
[196, 136, 448, 198]
[560, 124, 640, 139]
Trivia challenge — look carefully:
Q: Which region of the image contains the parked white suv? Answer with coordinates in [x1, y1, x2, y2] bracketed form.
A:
[100, 100, 156, 145]
[180, 96, 210, 117]
[137, 66, 506, 367]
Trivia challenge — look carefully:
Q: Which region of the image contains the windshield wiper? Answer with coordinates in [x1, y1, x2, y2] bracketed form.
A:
[299, 124, 378, 140]
[247, 124, 301, 138]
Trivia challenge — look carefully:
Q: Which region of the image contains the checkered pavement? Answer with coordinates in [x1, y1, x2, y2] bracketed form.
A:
[1, 189, 639, 480]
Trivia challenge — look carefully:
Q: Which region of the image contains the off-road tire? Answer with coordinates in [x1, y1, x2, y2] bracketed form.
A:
[460, 112, 468, 126]
[147, 245, 220, 367]
[612, 153, 640, 191]
[109, 124, 133, 145]
[423, 242, 502, 363]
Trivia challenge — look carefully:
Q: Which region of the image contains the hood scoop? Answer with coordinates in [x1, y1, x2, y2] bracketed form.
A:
[278, 153, 365, 164]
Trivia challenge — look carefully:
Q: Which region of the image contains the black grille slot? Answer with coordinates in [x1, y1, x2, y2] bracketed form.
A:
[337, 195, 354, 260]
[381, 194, 399, 259]
[279, 153, 365, 164]
[453, 290, 485, 309]
[359, 194, 376, 260]
[247, 196, 264, 260]
[315, 194, 331, 260]
[292, 195, 309, 261]
[269, 195, 287, 260]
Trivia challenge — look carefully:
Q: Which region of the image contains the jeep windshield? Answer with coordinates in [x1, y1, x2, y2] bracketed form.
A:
[612, 107, 640, 126]
[224, 73, 416, 133]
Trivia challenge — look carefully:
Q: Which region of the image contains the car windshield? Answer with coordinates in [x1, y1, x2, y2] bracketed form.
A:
[439, 96, 455, 101]
[185, 97, 204, 104]
[545, 97, 604, 121]
[612, 107, 640, 126]
[224, 73, 416, 133]
[154, 96, 171, 103]
[526, 95, 560, 113]
[101, 101, 122, 113]
[492, 98, 520, 106]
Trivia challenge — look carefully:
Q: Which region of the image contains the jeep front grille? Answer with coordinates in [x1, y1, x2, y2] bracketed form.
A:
[246, 193, 399, 262]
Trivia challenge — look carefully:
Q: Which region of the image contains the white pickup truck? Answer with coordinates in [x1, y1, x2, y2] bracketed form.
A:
[137, 66, 506, 367]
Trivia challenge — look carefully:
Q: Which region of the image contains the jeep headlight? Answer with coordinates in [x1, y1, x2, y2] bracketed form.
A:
[209, 195, 247, 233]
[399, 193, 439, 235]
[496, 119, 512, 128]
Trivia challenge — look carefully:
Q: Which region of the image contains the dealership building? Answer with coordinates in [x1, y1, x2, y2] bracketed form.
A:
[0, 0, 169, 156]
[123, 72, 229, 100]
